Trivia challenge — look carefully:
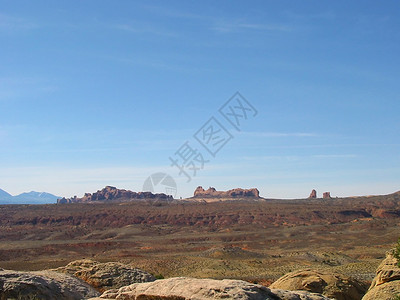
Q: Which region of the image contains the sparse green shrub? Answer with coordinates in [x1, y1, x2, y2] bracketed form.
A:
[154, 274, 164, 279]
[390, 294, 400, 300]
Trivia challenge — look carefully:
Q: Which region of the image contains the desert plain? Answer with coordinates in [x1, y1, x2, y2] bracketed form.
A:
[1, 190, 399, 287]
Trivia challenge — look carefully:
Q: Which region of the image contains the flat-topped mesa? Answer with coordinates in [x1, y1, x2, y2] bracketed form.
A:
[57, 186, 173, 204]
[193, 186, 260, 198]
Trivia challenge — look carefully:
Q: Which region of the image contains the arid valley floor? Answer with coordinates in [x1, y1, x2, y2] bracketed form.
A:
[1, 191, 400, 288]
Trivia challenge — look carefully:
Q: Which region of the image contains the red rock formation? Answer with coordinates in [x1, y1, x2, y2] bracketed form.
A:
[57, 186, 173, 204]
[309, 189, 317, 199]
[323, 192, 331, 199]
[193, 186, 260, 198]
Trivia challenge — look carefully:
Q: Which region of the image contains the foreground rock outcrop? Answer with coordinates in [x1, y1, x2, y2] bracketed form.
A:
[270, 269, 367, 300]
[90, 277, 332, 300]
[58, 186, 173, 203]
[54, 259, 156, 292]
[0, 268, 99, 299]
[362, 252, 400, 299]
[193, 186, 260, 199]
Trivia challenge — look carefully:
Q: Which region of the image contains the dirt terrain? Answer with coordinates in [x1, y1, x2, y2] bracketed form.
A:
[1, 192, 400, 285]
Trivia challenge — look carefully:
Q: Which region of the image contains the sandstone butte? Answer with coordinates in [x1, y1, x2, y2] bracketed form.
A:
[193, 186, 260, 199]
[58, 186, 339, 204]
[323, 192, 332, 199]
[309, 189, 317, 198]
[57, 186, 173, 204]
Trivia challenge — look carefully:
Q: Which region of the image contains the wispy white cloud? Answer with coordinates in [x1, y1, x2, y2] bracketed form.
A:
[0, 77, 57, 102]
[312, 154, 357, 159]
[111, 23, 178, 38]
[99, 53, 218, 73]
[284, 11, 336, 22]
[0, 13, 38, 33]
[141, 4, 206, 20]
[241, 154, 357, 161]
[239, 131, 319, 138]
[258, 143, 400, 150]
[212, 20, 292, 34]
[140, 5, 292, 35]
[0, 128, 183, 154]
[242, 155, 302, 161]
[105, 55, 181, 71]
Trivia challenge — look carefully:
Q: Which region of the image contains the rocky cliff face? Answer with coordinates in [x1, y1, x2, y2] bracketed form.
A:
[58, 186, 173, 203]
[193, 186, 260, 198]
[362, 252, 400, 299]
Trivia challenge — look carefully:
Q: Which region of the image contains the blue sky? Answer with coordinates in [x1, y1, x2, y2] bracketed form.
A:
[1, 0, 399, 199]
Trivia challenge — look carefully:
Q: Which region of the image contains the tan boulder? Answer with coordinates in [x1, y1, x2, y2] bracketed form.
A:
[362, 252, 400, 300]
[53, 259, 155, 292]
[368, 252, 400, 287]
[362, 280, 400, 300]
[90, 277, 333, 300]
[0, 269, 99, 300]
[270, 269, 367, 300]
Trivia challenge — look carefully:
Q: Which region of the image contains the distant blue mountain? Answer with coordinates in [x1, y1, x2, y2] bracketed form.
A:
[0, 189, 61, 204]
[0, 189, 12, 200]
